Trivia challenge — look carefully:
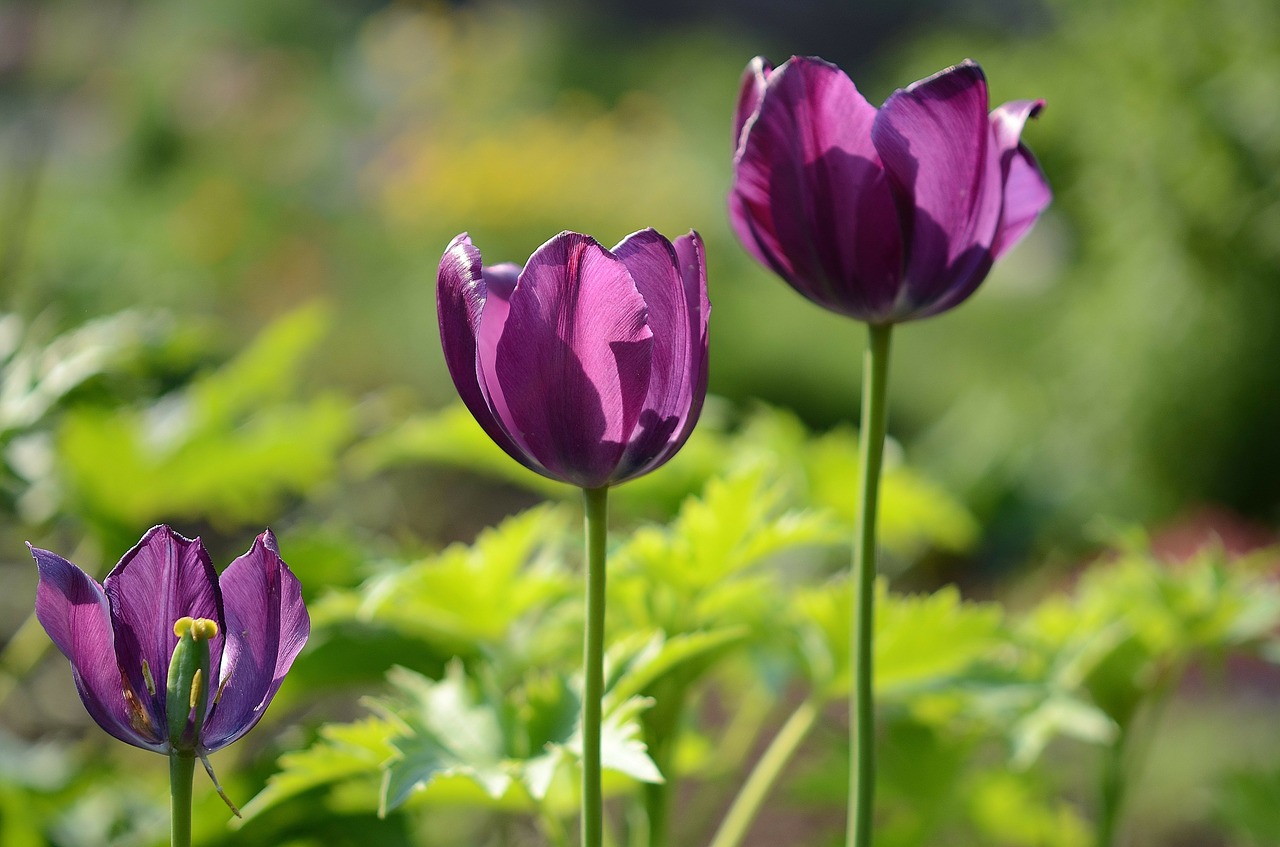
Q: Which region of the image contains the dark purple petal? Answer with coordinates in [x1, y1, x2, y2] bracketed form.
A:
[729, 56, 903, 320]
[201, 530, 309, 751]
[732, 56, 773, 154]
[486, 231, 653, 488]
[437, 234, 544, 474]
[102, 526, 224, 743]
[31, 545, 165, 751]
[873, 60, 1003, 317]
[612, 229, 710, 481]
[989, 100, 1051, 259]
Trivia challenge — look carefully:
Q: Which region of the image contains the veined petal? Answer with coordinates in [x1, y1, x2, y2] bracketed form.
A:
[488, 231, 653, 488]
[612, 230, 691, 481]
[201, 530, 309, 751]
[990, 100, 1051, 258]
[874, 60, 1003, 316]
[732, 56, 773, 155]
[102, 526, 224, 743]
[31, 546, 164, 751]
[437, 234, 543, 473]
[730, 56, 903, 319]
[613, 230, 710, 481]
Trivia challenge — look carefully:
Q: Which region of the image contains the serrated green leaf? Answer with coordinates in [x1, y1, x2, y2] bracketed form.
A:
[793, 579, 1006, 701]
[604, 628, 748, 705]
[335, 504, 574, 653]
[380, 662, 511, 812]
[238, 717, 397, 823]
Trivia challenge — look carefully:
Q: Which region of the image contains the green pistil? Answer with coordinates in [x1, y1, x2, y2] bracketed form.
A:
[166, 617, 217, 747]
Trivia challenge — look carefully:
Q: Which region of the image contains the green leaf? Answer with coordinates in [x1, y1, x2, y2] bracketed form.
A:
[350, 402, 567, 499]
[56, 304, 355, 530]
[967, 769, 1092, 847]
[327, 504, 575, 655]
[1215, 766, 1280, 845]
[238, 717, 397, 823]
[804, 425, 979, 557]
[380, 662, 512, 813]
[1008, 694, 1116, 770]
[604, 628, 749, 705]
[611, 467, 841, 635]
[793, 579, 1006, 702]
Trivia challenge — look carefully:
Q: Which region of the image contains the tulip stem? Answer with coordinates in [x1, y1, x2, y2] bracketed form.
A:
[169, 751, 195, 847]
[849, 322, 892, 847]
[582, 485, 610, 847]
[707, 694, 822, 847]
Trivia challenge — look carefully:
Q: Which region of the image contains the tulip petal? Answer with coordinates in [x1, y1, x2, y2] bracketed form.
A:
[31, 545, 165, 750]
[488, 232, 653, 488]
[437, 234, 545, 474]
[990, 100, 1051, 258]
[732, 56, 772, 153]
[201, 530, 309, 751]
[873, 60, 1003, 317]
[730, 56, 903, 320]
[103, 526, 224, 742]
[612, 230, 710, 481]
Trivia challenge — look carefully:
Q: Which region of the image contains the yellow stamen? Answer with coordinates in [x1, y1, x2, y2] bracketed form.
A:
[173, 616, 219, 640]
[189, 669, 204, 710]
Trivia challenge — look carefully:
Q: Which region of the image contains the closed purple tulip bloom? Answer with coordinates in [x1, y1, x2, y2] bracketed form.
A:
[438, 229, 710, 489]
[730, 56, 1051, 323]
[31, 525, 309, 755]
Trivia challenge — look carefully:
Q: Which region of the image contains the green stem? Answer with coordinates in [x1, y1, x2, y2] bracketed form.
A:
[170, 752, 195, 847]
[849, 322, 892, 847]
[1095, 720, 1130, 847]
[707, 695, 822, 847]
[642, 676, 686, 847]
[582, 485, 610, 847]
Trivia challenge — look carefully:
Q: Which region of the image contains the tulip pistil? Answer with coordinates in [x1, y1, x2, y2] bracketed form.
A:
[166, 616, 216, 748]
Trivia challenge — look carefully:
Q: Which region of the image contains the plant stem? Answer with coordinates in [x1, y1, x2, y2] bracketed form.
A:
[1095, 720, 1130, 847]
[642, 677, 684, 847]
[170, 752, 195, 847]
[582, 485, 610, 847]
[849, 322, 892, 847]
[708, 695, 822, 847]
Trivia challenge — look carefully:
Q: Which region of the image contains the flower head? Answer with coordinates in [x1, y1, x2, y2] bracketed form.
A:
[437, 228, 710, 489]
[730, 56, 1050, 323]
[31, 525, 309, 756]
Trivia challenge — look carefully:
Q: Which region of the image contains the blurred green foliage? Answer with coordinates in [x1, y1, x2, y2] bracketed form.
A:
[1, 0, 1279, 845]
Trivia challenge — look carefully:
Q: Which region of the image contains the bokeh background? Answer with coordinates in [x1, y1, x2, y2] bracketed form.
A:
[1, 0, 1278, 844]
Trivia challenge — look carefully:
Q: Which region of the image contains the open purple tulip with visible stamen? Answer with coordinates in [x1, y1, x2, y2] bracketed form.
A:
[31, 524, 308, 841]
[730, 56, 1050, 323]
[437, 228, 710, 489]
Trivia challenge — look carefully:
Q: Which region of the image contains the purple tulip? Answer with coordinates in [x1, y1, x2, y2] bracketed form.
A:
[31, 525, 309, 756]
[437, 228, 710, 489]
[730, 56, 1051, 323]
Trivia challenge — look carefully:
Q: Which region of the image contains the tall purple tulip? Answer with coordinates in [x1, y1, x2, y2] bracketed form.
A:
[722, 56, 1050, 847]
[730, 56, 1050, 323]
[438, 227, 708, 847]
[31, 525, 309, 758]
[437, 228, 710, 490]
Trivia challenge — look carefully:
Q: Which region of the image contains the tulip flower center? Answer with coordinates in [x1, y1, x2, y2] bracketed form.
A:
[166, 616, 218, 750]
